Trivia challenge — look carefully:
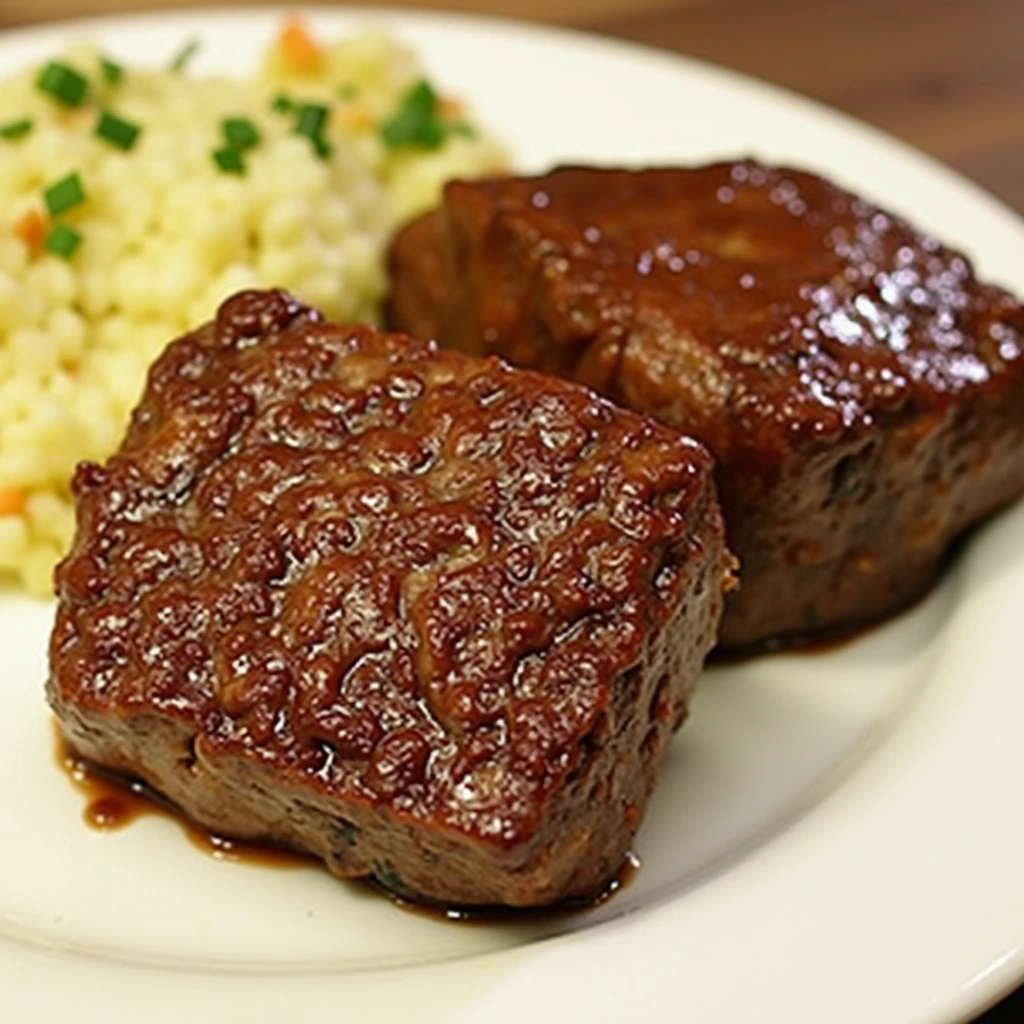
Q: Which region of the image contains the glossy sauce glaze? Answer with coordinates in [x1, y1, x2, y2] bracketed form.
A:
[47, 289, 730, 908]
[54, 723, 309, 869]
[387, 161, 1024, 649]
[53, 719, 638, 919]
[403, 161, 1024, 457]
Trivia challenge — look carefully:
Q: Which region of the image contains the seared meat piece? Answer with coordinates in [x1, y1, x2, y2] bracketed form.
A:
[386, 161, 1024, 648]
[48, 289, 733, 908]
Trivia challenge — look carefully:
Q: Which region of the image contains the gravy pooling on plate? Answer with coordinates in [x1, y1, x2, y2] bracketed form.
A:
[47, 289, 734, 909]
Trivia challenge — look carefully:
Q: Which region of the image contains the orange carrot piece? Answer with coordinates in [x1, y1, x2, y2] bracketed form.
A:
[0, 489, 26, 517]
[13, 208, 46, 251]
[335, 104, 374, 132]
[439, 97, 464, 120]
[279, 15, 323, 72]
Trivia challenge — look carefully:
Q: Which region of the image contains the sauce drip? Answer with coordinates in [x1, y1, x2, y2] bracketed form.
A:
[54, 724, 308, 869]
[371, 851, 641, 924]
[54, 721, 639, 918]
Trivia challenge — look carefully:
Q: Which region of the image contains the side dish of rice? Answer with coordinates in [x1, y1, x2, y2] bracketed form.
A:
[0, 18, 505, 594]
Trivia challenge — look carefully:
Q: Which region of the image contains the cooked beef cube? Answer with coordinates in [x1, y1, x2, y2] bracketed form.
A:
[386, 161, 1024, 648]
[47, 289, 733, 908]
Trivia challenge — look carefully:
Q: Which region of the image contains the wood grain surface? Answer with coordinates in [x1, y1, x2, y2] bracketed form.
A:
[1, 0, 1020, 216]
[597, 0, 1024, 214]
[1, 1, 1022, 1021]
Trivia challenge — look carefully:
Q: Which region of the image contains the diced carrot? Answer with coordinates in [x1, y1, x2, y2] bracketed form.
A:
[279, 15, 323, 72]
[13, 208, 47, 251]
[335, 104, 374, 132]
[439, 97, 464, 120]
[0, 489, 26, 517]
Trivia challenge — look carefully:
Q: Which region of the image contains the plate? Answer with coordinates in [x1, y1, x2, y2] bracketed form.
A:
[2, 7, 1024, 1023]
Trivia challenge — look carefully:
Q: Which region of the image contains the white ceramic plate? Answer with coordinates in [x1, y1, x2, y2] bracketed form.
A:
[2, 8, 1023, 1023]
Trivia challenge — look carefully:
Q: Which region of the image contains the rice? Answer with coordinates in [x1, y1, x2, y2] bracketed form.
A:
[0, 22, 505, 594]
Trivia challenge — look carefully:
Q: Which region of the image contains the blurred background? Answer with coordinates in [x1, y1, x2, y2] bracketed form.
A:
[1, 0, 1022, 1021]
[0, 0, 1021, 214]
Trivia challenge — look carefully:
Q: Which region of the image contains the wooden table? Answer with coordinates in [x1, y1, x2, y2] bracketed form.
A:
[1, 1, 1021, 1020]
[2, 0, 1022, 218]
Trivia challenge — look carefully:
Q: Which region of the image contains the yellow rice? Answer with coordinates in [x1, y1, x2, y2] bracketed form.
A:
[0, 24, 505, 594]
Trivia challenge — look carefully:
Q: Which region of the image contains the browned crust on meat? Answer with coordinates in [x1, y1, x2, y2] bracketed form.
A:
[48, 289, 733, 907]
[386, 161, 1024, 646]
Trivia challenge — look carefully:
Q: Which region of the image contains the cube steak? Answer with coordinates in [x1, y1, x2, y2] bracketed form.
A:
[47, 289, 734, 908]
[386, 161, 1024, 648]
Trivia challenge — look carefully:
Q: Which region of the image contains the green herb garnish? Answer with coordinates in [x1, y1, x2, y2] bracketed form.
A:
[95, 109, 141, 151]
[99, 57, 124, 86]
[43, 172, 86, 217]
[212, 146, 246, 175]
[43, 223, 82, 259]
[293, 102, 329, 138]
[0, 118, 34, 140]
[36, 61, 89, 107]
[290, 102, 332, 160]
[309, 134, 332, 159]
[380, 79, 446, 151]
[271, 92, 294, 114]
[170, 39, 200, 73]
[222, 116, 261, 151]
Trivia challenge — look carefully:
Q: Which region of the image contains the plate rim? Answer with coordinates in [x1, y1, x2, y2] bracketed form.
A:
[1, 6, 1023, 1023]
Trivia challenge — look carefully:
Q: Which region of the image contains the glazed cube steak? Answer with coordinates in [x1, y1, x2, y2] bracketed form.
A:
[48, 289, 733, 908]
[386, 161, 1024, 648]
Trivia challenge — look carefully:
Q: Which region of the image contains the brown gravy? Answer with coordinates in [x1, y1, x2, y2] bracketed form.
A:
[54, 725, 309, 870]
[53, 721, 638, 919]
[373, 850, 641, 924]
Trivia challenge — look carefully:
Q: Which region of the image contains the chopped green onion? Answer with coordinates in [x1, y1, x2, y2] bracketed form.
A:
[43, 223, 82, 259]
[222, 116, 260, 151]
[451, 122, 477, 139]
[271, 92, 294, 114]
[170, 39, 200, 73]
[99, 57, 123, 86]
[0, 118, 34, 140]
[36, 61, 89, 107]
[293, 102, 329, 138]
[43, 172, 86, 217]
[95, 109, 141, 151]
[290, 103, 332, 160]
[380, 80, 446, 151]
[212, 146, 246, 175]
[336, 82, 358, 100]
[309, 134, 332, 160]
